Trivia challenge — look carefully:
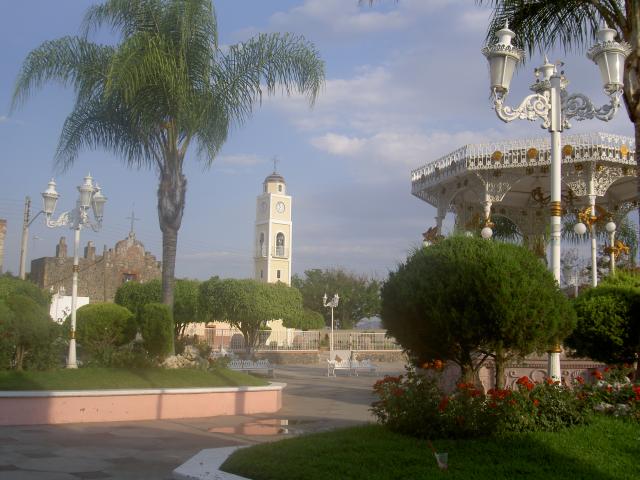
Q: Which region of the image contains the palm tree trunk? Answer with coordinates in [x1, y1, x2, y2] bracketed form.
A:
[157, 155, 186, 356]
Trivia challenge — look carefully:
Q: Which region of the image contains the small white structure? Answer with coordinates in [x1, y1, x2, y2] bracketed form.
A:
[49, 292, 89, 324]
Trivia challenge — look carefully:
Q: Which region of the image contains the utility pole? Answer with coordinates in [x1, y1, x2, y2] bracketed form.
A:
[19, 196, 31, 280]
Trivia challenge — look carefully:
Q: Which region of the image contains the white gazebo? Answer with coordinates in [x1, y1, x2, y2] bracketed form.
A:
[412, 132, 637, 254]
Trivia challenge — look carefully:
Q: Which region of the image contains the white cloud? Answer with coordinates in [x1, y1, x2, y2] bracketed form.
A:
[268, 0, 409, 37]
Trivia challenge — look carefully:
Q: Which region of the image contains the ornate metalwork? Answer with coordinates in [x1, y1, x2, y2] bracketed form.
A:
[603, 240, 630, 259]
[44, 207, 102, 232]
[562, 92, 621, 126]
[422, 226, 444, 245]
[494, 92, 551, 127]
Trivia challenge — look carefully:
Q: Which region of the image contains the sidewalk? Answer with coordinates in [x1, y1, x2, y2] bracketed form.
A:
[0, 362, 405, 479]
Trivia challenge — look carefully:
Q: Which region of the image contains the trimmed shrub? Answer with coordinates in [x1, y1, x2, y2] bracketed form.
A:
[382, 237, 576, 386]
[0, 274, 50, 308]
[75, 303, 136, 366]
[566, 285, 640, 365]
[141, 303, 174, 359]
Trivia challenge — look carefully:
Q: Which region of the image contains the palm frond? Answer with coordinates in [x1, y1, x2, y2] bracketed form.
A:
[11, 37, 114, 111]
[478, 0, 627, 57]
[214, 32, 325, 126]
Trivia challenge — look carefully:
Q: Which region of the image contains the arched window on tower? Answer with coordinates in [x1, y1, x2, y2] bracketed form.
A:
[259, 232, 266, 257]
[275, 232, 285, 257]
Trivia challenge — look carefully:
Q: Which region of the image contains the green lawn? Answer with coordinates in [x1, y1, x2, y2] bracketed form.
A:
[0, 367, 268, 390]
[222, 416, 640, 480]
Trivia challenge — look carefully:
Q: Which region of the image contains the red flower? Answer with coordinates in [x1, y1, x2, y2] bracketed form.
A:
[592, 370, 604, 380]
[533, 399, 540, 407]
[545, 378, 554, 385]
[604, 366, 611, 373]
[433, 359, 443, 370]
[575, 376, 585, 385]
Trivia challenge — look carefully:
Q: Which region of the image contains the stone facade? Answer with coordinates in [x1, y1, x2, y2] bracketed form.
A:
[30, 232, 161, 303]
[0, 219, 6, 274]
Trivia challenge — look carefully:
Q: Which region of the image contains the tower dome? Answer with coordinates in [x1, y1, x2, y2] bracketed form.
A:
[263, 170, 286, 194]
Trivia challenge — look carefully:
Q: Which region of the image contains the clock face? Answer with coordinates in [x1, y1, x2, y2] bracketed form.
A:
[276, 201, 286, 214]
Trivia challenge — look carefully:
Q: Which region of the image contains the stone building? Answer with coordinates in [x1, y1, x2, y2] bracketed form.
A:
[0, 219, 6, 274]
[30, 232, 161, 302]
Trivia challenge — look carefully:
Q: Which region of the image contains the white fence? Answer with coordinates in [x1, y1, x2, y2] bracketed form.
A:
[204, 328, 401, 352]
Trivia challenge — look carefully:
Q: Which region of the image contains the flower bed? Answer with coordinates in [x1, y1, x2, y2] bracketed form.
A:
[371, 366, 638, 439]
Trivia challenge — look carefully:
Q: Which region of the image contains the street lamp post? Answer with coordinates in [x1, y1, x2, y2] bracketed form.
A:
[482, 22, 630, 381]
[323, 293, 339, 360]
[604, 220, 617, 275]
[41, 175, 107, 368]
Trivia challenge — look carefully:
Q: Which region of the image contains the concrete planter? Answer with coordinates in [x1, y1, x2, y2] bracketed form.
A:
[0, 382, 285, 426]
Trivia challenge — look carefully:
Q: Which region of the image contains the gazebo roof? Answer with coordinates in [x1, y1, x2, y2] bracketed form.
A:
[411, 132, 637, 212]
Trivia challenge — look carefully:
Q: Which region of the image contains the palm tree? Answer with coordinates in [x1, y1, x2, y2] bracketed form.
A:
[479, 0, 639, 258]
[12, 0, 324, 309]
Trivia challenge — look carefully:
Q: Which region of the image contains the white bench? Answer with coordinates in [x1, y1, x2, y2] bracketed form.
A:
[350, 359, 377, 376]
[327, 358, 352, 377]
[228, 359, 274, 377]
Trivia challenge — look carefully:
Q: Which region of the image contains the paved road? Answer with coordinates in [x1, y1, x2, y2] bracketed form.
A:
[0, 363, 405, 479]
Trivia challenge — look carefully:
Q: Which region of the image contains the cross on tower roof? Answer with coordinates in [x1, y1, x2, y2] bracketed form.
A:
[126, 206, 140, 236]
[272, 156, 279, 173]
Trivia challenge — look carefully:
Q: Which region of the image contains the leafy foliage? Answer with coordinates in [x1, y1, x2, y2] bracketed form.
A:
[294, 308, 326, 331]
[199, 278, 303, 355]
[381, 237, 576, 384]
[0, 274, 50, 308]
[0, 293, 59, 371]
[75, 303, 136, 366]
[371, 369, 590, 439]
[115, 278, 200, 337]
[12, 0, 324, 310]
[566, 285, 640, 364]
[140, 303, 174, 359]
[292, 268, 381, 329]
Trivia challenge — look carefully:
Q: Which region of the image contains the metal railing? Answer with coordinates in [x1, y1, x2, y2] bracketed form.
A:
[204, 328, 402, 352]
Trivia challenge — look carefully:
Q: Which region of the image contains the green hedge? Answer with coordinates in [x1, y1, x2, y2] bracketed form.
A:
[141, 303, 174, 358]
[75, 303, 136, 366]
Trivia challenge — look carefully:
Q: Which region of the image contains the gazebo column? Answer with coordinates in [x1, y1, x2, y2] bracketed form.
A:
[435, 203, 447, 235]
[588, 169, 598, 287]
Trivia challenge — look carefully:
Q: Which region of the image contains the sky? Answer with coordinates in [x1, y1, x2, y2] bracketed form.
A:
[0, 0, 634, 281]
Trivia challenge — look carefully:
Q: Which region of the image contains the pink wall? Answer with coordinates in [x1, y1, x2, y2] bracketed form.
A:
[0, 384, 284, 426]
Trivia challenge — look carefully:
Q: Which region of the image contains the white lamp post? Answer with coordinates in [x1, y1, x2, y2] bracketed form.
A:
[323, 293, 340, 360]
[482, 22, 629, 382]
[41, 175, 107, 368]
[605, 220, 617, 275]
[481, 226, 493, 239]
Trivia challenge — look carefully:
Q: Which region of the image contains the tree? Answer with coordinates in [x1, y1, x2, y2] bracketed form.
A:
[292, 269, 381, 329]
[479, 1, 640, 244]
[566, 285, 640, 365]
[115, 278, 200, 338]
[293, 309, 326, 331]
[199, 278, 303, 356]
[0, 294, 55, 371]
[381, 237, 575, 386]
[12, 0, 324, 311]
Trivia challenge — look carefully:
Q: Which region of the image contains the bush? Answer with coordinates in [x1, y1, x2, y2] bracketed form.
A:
[571, 366, 640, 422]
[141, 303, 174, 359]
[75, 303, 136, 366]
[371, 368, 591, 439]
[0, 293, 59, 370]
[566, 285, 640, 365]
[382, 237, 576, 386]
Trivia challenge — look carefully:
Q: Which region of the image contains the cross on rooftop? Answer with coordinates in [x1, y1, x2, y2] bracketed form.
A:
[272, 156, 279, 173]
[126, 207, 140, 235]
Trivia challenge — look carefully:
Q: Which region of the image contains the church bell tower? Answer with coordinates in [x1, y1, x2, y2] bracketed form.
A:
[254, 166, 292, 285]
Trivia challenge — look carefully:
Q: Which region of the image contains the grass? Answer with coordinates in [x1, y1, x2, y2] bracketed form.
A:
[0, 367, 269, 390]
[222, 416, 640, 480]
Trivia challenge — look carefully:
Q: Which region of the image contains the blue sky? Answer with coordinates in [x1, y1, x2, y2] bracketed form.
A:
[0, 0, 634, 280]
